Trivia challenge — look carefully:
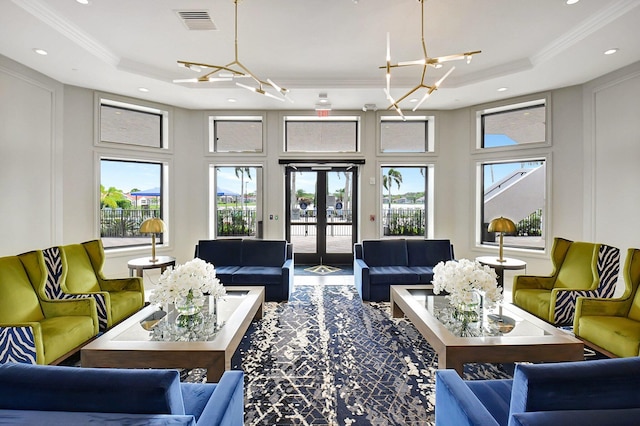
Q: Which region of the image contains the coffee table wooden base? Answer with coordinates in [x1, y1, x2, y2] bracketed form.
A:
[390, 285, 584, 376]
[81, 287, 264, 382]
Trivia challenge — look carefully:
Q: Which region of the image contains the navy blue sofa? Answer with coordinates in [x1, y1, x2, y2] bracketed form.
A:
[354, 239, 454, 301]
[195, 239, 293, 302]
[435, 357, 640, 426]
[0, 362, 244, 425]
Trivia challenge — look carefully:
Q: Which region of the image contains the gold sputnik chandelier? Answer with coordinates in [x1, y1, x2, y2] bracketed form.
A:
[382, 0, 481, 117]
[173, 0, 290, 102]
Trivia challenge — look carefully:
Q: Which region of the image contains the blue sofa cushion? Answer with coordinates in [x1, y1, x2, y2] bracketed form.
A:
[369, 266, 419, 284]
[242, 240, 286, 267]
[212, 266, 240, 284]
[466, 379, 513, 426]
[509, 408, 640, 426]
[363, 240, 408, 267]
[0, 363, 185, 415]
[0, 409, 197, 425]
[232, 266, 282, 285]
[410, 265, 436, 283]
[407, 239, 453, 267]
[509, 357, 640, 416]
[197, 239, 243, 267]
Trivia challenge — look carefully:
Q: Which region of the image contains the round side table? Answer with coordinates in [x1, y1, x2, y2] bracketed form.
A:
[127, 256, 176, 278]
[476, 256, 527, 288]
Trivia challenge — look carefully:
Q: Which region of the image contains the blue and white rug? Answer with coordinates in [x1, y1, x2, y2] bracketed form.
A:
[230, 284, 511, 425]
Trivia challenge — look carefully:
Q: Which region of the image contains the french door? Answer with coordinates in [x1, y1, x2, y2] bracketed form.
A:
[285, 166, 358, 265]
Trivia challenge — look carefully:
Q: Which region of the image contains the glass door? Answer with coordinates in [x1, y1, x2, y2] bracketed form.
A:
[286, 166, 357, 266]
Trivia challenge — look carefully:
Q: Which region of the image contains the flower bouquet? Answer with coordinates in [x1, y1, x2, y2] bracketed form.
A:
[432, 258, 502, 311]
[149, 258, 226, 314]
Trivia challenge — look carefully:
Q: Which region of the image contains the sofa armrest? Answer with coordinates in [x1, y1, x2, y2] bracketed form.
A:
[513, 275, 555, 292]
[435, 370, 500, 426]
[196, 371, 244, 426]
[99, 276, 144, 293]
[40, 297, 99, 334]
[575, 295, 630, 318]
[0, 323, 43, 364]
[353, 258, 370, 300]
[509, 358, 640, 416]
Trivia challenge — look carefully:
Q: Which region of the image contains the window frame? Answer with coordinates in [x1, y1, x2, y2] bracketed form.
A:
[474, 95, 551, 152]
[97, 154, 171, 252]
[95, 93, 171, 152]
[378, 163, 434, 239]
[208, 114, 266, 154]
[208, 163, 264, 239]
[473, 94, 552, 255]
[379, 115, 435, 153]
[283, 115, 361, 153]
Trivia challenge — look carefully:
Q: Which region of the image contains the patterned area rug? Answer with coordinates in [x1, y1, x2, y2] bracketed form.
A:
[227, 284, 511, 426]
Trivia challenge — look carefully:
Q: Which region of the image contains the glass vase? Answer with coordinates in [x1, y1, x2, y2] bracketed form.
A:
[174, 290, 201, 316]
[453, 291, 481, 325]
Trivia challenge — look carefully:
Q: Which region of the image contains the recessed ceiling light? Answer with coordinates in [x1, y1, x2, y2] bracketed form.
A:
[76, 0, 90, 4]
[497, 87, 508, 92]
[409, 98, 418, 103]
[33, 48, 48, 56]
[566, 0, 579, 5]
[227, 98, 237, 103]
[604, 48, 619, 55]
[138, 87, 149, 92]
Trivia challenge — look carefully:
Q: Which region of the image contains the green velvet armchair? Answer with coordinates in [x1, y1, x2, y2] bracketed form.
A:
[58, 240, 144, 330]
[512, 237, 620, 326]
[1, 252, 98, 365]
[574, 248, 640, 357]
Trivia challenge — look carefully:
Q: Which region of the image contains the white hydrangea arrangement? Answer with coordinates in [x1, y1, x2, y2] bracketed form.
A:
[149, 258, 226, 308]
[432, 259, 502, 308]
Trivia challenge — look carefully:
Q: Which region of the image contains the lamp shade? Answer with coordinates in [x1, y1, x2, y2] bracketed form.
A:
[488, 217, 516, 234]
[140, 217, 166, 234]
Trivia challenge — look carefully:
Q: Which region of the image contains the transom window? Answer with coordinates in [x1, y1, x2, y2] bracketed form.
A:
[209, 116, 263, 153]
[285, 116, 359, 152]
[99, 98, 168, 149]
[380, 116, 433, 153]
[479, 100, 547, 149]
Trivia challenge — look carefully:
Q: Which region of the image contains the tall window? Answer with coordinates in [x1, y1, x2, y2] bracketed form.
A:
[212, 166, 261, 238]
[100, 159, 164, 249]
[381, 166, 431, 237]
[97, 96, 170, 250]
[476, 97, 549, 251]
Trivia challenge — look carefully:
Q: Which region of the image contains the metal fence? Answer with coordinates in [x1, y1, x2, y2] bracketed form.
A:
[101, 207, 429, 238]
[383, 208, 425, 236]
[100, 209, 160, 238]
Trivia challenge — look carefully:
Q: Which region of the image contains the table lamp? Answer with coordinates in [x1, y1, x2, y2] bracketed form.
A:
[139, 217, 166, 262]
[488, 216, 516, 263]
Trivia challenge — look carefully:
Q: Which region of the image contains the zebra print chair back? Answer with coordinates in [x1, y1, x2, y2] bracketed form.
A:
[42, 247, 109, 331]
[553, 243, 620, 326]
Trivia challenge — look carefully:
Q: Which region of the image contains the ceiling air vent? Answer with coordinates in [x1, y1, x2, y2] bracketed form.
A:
[175, 10, 217, 31]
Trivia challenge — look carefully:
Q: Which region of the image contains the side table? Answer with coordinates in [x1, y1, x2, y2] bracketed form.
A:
[476, 256, 526, 288]
[127, 256, 176, 278]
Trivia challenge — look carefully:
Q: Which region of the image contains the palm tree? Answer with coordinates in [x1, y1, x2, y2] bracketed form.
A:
[234, 167, 252, 209]
[382, 169, 403, 231]
[100, 185, 126, 209]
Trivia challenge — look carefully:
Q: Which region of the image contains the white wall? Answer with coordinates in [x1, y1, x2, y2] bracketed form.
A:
[0, 55, 63, 255]
[2, 52, 639, 283]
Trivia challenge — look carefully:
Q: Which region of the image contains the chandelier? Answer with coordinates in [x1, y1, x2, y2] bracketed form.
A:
[173, 0, 290, 102]
[382, 0, 481, 117]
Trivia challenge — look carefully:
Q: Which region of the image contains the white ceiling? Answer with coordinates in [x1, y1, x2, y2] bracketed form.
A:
[2, 0, 639, 111]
